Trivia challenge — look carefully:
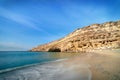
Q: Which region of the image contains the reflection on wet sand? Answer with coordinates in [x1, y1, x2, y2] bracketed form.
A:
[63, 49, 120, 80]
[0, 49, 120, 80]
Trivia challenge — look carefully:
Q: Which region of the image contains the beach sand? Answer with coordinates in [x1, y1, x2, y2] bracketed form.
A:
[0, 49, 120, 80]
[60, 49, 120, 80]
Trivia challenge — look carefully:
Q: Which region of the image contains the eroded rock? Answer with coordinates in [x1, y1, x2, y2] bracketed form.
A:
[31, 20, 120, 52]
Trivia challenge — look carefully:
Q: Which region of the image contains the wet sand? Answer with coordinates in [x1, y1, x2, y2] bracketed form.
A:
[60, 49, 120, 80]
[0, 49, 120, 80]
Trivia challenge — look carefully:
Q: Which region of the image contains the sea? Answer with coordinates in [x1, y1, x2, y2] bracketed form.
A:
[0, 51, 86, 80]
[0, 51, 81, 71]
[0, 50, 119, 80]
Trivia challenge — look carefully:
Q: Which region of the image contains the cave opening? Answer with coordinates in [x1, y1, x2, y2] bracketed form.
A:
[48, 48, 61, 52]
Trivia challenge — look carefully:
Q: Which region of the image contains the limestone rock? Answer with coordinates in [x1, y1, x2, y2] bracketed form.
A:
[31, 20, 120, 52]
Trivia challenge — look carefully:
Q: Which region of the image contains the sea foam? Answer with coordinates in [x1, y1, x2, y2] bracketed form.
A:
[0, 58, 91, 80]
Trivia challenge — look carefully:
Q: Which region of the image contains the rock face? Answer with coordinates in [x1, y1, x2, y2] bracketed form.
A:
[31, 20, 120, 52]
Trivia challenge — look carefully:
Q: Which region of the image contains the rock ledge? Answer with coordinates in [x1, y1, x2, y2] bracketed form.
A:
[31, 21, 120, 52]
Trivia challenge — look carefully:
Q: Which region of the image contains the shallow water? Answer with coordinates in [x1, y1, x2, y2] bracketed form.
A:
[0, 50, 120, 80]
[0, 51, 81, 71]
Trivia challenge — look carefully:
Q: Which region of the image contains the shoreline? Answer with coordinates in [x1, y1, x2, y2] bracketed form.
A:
[0, 58, 68, 74]
[0, 49, 120, 80]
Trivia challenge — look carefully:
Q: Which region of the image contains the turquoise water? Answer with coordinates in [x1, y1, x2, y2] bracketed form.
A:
[0, 50, 119, 80]
[0, 51, 81, 71]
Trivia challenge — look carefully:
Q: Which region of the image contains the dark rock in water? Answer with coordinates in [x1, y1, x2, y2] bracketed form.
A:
[31, 20, 120, 52]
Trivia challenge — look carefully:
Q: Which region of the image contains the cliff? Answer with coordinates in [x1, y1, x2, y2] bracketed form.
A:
[31, 20, 120, 52]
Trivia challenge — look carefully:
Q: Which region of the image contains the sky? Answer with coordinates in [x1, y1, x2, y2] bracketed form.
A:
[0, 0, 120, 51]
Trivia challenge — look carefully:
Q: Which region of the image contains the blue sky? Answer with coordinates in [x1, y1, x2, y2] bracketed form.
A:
[0, 0, 120, 51]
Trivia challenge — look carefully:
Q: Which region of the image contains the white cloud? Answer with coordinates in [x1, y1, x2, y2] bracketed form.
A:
[60, 3, 110, 25]
[0, 42, 27, 51]
[0, 7, 43, 32]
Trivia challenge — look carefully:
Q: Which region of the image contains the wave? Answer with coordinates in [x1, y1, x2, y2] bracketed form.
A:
[0, 57, 91, 80]
[0, 58, 68, 74]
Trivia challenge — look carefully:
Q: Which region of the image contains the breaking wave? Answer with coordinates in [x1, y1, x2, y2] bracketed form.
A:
[0, 58, 91, 80]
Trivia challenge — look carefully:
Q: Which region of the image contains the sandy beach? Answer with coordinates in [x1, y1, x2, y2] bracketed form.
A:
[0, 49, 120, 80]
[60, 49, 120, 80]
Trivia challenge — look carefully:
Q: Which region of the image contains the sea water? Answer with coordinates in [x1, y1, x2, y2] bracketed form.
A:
[0, 51, 81, 72]
[0, 50, 119, 80]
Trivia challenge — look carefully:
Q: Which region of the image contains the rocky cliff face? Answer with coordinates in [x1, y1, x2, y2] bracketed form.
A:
[31, 20, 120, 52]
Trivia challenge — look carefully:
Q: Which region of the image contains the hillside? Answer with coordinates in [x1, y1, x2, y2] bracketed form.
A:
[31, 20, 120, 52]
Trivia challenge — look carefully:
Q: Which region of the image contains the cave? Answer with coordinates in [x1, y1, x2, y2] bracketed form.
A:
[48, 48, 61, 52]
